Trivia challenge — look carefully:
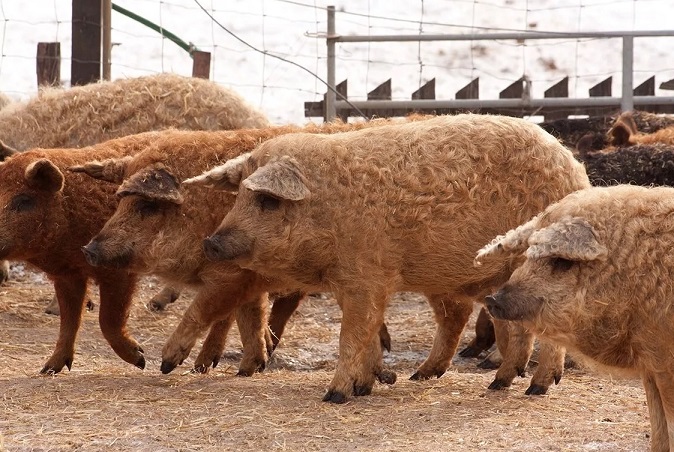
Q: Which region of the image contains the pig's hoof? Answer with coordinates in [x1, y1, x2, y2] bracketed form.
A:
[40, 356, 72, 375]
[524, 384, 549, 396]
[44, 305, 60, 316]
[488, 378, 511, 390]
[148, 288, 179, 311]
[517, 366, 526, 378]
[322, 390, 348, 404]
[135, 355, 146, 370]
[376, 370, 397, 385]
[238, 358, 266, 377]
[193, 354, 221, 372]
[160, 361, 177, 374]
[554, 373, 562, 385]
[192, 364, 209, 374]
[458, 345, 483, 358]
[353, 384, 372, 397]
[409, 372, 423, 380]
[409, 369, 445, 381]
[86, 299, 95, 311]
[477, 358, 501, 370]
[235, 360, 266, 377]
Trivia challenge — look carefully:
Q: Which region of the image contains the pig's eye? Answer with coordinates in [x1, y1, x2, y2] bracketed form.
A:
[550, 257, 574, 273]
[136, 199, 161, 217]
[256, 193, 280, 212]
[8, 194, 36, 212]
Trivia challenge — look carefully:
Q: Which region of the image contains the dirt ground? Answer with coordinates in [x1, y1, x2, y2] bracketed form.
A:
[0, 264, 650, 452]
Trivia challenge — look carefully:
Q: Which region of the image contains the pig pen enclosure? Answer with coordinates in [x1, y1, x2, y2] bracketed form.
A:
[0, 265, 650, 451]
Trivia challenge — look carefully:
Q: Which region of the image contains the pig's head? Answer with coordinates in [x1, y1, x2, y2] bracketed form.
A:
[607, 111, 638, 147]
[183, 151, 313, 281]
[74, 157, 184, 271]
[475, 210, 608, 333]
[0, 156, 66, 260]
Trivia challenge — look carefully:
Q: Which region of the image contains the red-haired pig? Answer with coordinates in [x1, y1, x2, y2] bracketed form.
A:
[0, 133, 164, 372]
[187, 114, 591, 403]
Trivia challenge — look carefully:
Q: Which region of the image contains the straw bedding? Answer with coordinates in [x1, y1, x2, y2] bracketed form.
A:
[0, 266, 650, 451]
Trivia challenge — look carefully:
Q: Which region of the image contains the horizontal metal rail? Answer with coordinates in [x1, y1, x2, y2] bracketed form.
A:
[332, 30, 674, 43]
[334, 96, 674, 110]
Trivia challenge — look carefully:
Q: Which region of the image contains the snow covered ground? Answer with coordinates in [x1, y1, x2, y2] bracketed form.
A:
[0, 0, 673, 124]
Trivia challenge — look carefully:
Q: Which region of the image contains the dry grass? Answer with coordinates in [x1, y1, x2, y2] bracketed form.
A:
[0, 266, 650, 451]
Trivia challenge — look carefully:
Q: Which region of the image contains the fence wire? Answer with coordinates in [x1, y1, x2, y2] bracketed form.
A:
[0, 0, 672, 123]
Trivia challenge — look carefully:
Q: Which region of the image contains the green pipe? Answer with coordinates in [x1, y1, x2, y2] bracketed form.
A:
[111, 3, 197, 56]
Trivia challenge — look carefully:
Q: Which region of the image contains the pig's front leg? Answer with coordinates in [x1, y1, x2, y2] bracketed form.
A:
[192, 315, 235, 374]
[40, 275, 88, 373]
[161, 284, 236, 374]
[161, 283, 269, 377]
[97, 271, 145, 369]
[488, 320, 535, 390]
[526, 340, 565, 395]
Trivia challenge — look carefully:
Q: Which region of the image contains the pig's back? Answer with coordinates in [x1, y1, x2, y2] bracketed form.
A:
[255, 114, 590, 292]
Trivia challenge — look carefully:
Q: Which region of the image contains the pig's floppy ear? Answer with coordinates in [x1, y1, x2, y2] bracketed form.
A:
[608, 111, 637, 146]
[68, 156, 132, 184]
[527, 217, 607, 261]
[116, 164, 184, 204]
[474, 217, 539, 267]
[24, 159, 64, 193]
[182, 152, 250, 192]
[0, 140, 19, 161]
[242, 157, 310, 201]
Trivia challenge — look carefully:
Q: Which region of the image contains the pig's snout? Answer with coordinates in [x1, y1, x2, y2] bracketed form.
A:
[203, 228, 251, 262]
[485, 287, 540, 322]
[81, 238, 132, 269]
[203, 236, 226, 261]
[485, 292, 508, 320]
[82, 241, 103, 267]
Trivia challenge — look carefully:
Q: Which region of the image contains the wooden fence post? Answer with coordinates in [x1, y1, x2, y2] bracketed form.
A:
[36, 42, 61, 87]
[71, 0, 101, 86]
[192, 51, 211, 79]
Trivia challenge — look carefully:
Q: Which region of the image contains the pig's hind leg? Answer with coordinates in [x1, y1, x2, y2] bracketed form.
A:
[643, 373, 671, 452]
[323, 288, 392, 404]
[410, 294, 474, 380]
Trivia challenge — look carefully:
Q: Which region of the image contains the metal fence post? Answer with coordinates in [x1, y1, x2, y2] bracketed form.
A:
[326, 5, 337, 122]
[621, 36, 634, 112]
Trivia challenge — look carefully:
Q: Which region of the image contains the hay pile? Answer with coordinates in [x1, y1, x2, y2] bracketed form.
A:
[0, 73, 269, 152]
